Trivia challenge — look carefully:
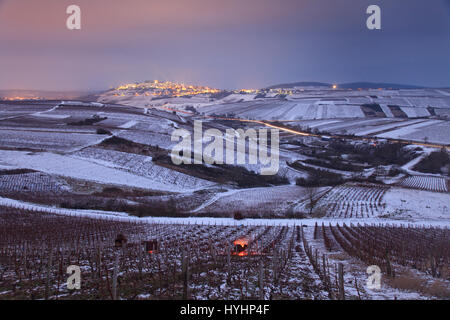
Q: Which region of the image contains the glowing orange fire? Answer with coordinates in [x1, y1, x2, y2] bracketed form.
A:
[233, 238, 249, 256]
[233, 238, 249, 247]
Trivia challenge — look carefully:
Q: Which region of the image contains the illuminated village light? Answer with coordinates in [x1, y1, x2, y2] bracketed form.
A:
[2, 96, 40, 101]
[114, 80, 221, 97]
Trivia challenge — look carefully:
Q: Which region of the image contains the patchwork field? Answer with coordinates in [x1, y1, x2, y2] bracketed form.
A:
[0, 129, 106, 152]
[74, 147, 214, 190]
[0, 150, 184, 192]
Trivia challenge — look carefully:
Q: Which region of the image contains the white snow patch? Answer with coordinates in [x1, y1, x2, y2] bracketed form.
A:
[382, 188, 450, 221]
[119, 120, 138, 129]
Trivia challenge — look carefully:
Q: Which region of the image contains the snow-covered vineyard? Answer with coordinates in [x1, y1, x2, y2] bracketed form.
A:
[0, 171, 68, 194]
[397, 175, 448, 193]
[0, 207, 448, 300]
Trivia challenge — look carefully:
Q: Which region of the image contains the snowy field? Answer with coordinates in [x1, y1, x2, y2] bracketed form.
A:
[0, 150, 191, 192]
[376, 120, 445, 139]
[382, 188, 450, 221]
[1, 194, 449, 228]
[189, 89, 450, 122]
[2, 205, 448, 300]
[312, 184, 389, 219]
[397, 175, 448, 193]
[0, 171, 69, 194]
[74, 147, 214, 190]
[200, 100, 367, 120]
[285, 118, 450, 145]
[399, 122, 450, 145]
[1, 91, 450, 301]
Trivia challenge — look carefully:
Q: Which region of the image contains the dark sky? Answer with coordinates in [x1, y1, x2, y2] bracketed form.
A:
[0, 0, 449, 90]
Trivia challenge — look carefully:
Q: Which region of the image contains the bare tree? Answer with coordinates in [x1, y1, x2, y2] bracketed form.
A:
[306, 187, 320, 216]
